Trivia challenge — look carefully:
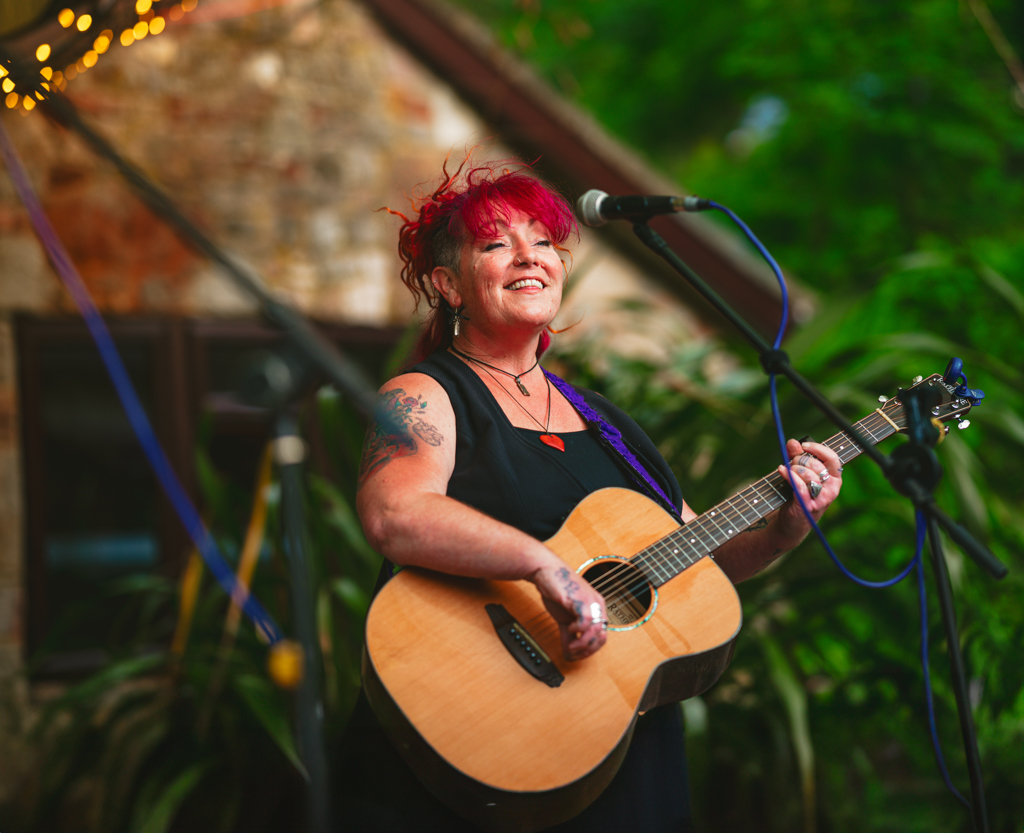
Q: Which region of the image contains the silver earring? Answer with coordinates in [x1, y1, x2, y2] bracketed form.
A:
[451, 306, 466, 338]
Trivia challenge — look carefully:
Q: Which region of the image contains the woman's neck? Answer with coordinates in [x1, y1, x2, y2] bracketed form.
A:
[451, 330, 543, 375]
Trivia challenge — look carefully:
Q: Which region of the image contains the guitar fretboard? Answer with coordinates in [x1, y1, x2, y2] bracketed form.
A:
[632, 408, 901, 587]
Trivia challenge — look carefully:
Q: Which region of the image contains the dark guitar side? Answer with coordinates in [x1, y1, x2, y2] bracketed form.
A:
[364, 488, 742, 832]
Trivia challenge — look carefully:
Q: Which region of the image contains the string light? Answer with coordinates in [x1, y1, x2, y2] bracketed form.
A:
[1, 78, 13, 94]
[15, 0, 201, 111]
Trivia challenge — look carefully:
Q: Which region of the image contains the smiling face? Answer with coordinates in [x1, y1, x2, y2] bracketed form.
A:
[433, 209, 566, 348]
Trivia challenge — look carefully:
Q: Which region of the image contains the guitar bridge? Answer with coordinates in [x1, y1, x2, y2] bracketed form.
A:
[485, 604, 564, 688]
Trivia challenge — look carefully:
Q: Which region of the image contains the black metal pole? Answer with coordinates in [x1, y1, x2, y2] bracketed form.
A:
[924, 512, 990, 832]
[276, 411, 331, 833]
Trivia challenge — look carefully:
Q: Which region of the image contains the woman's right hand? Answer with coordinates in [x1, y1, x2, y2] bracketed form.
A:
[528, 561, 608, 661]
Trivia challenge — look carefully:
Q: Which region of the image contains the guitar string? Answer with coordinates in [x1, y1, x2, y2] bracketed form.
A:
[522, 412, 893, 642]
[585, 412, 897, 602]
[520, 433, 864, 639]
[519, 409, 906, 642]
[520, 410, 899, 637]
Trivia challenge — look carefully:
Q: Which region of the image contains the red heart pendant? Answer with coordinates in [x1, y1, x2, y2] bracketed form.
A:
[539, 434, 565, 452]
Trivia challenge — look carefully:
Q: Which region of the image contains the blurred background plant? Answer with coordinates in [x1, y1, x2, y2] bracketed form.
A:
[5, 382, 381, 833]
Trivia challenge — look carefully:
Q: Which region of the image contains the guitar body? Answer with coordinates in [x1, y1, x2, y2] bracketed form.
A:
[363, 488, 742, 832]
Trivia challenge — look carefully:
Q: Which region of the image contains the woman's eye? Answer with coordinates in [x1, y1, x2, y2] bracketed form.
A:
[483, 242, 505, 252]
[536, 239, 552, 247]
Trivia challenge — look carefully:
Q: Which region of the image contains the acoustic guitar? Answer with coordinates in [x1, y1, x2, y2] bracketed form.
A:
[363, 372, 977, 832]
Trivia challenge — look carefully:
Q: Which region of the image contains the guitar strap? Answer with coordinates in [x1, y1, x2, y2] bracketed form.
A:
[543, 369, 682, 521]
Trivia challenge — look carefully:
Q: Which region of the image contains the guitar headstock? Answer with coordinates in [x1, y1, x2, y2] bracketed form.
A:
[879, 369, 982, 436]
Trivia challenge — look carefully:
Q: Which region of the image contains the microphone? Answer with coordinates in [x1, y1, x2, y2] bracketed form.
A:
[575, 189, 710, 227]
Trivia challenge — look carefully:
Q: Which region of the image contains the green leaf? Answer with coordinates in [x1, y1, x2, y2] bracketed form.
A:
[231, 672, 308, 779]
[133, 759, 212, 833]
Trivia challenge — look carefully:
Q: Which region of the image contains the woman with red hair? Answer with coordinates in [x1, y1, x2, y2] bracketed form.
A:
[340, 158, 842, 831]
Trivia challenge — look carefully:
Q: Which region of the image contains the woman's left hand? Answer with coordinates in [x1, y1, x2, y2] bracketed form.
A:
[774, 439, 843, 543]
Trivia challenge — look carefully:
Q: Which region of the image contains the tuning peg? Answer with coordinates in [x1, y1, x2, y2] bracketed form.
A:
[957, 418, 971, 430]
[912, 375, 923, 384]
[878, 395, 888, 403]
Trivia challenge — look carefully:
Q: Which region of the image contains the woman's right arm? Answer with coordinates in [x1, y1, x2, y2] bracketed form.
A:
[355, 372, 607, 660]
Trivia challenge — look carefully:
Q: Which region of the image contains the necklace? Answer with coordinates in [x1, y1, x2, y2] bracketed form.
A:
[451, 346, 539, 396]
[474, 364, 565, 452]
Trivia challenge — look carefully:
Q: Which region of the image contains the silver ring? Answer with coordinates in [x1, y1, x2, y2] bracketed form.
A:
[591, 617, 606, 626]
[838, 466, 844, 475]
[820, 472, 831, 483]
[809, 481, 822, 500]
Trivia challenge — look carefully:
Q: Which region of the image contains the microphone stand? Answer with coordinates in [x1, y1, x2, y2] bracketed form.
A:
[239, 349, 332, 833]
[631, 220, 1007, 833]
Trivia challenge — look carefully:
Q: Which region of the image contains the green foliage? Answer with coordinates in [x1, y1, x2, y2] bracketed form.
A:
[553, 285, 1024, 831]
[8, 388, 380, 833]
[452, 1, 1024, 829]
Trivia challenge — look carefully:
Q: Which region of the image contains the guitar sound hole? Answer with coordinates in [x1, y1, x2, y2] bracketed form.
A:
[580, 559, 653, 628]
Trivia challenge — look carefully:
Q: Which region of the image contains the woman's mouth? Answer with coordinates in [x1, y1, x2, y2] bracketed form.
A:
[506, 278, 543, 291]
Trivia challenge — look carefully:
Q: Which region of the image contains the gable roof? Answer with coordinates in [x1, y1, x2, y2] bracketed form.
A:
[357, 0, 807, 339]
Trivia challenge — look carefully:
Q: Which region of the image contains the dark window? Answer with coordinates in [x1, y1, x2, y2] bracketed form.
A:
[17, 315, 400, 675]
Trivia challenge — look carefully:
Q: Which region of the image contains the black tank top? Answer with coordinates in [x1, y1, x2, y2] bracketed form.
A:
[408, 350, 682, 540]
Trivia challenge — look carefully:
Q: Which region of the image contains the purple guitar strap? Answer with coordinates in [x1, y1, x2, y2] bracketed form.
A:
[544, 369, 680, 519]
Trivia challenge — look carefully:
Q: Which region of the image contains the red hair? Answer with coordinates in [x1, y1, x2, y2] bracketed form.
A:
[388, 156, 577, 365]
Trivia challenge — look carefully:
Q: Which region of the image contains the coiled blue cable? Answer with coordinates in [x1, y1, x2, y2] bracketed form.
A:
[706, 199, 969, 808]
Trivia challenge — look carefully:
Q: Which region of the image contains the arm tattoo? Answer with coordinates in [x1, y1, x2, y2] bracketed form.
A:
[556, 567, 585, 618]
[357, 388, 443, 488]
[745, 517, 770, 533]
[754, 548, 784, 575]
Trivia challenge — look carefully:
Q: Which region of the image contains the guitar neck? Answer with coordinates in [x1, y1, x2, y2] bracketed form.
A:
[634, 409, 900, 586]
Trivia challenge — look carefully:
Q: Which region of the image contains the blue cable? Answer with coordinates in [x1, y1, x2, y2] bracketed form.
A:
[0, 116, 282, 645]
[705, 199, 970, 807]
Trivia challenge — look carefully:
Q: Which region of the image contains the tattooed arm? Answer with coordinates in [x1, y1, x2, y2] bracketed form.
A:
[356, 373, 607, 660]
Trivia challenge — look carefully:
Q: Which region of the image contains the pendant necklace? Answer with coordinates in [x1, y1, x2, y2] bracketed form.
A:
[473, 364, 565, 452]
[451, 346, 538, 396]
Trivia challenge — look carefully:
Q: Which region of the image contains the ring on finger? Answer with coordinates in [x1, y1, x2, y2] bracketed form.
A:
[820, 471, 831, 483]
[809, 481, 822, 500]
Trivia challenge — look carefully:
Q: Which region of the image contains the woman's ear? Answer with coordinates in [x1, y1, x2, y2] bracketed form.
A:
[432, 266, 462, 309]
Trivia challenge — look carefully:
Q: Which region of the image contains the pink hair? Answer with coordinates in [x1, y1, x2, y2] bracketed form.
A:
[387, 156, 577, 365]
